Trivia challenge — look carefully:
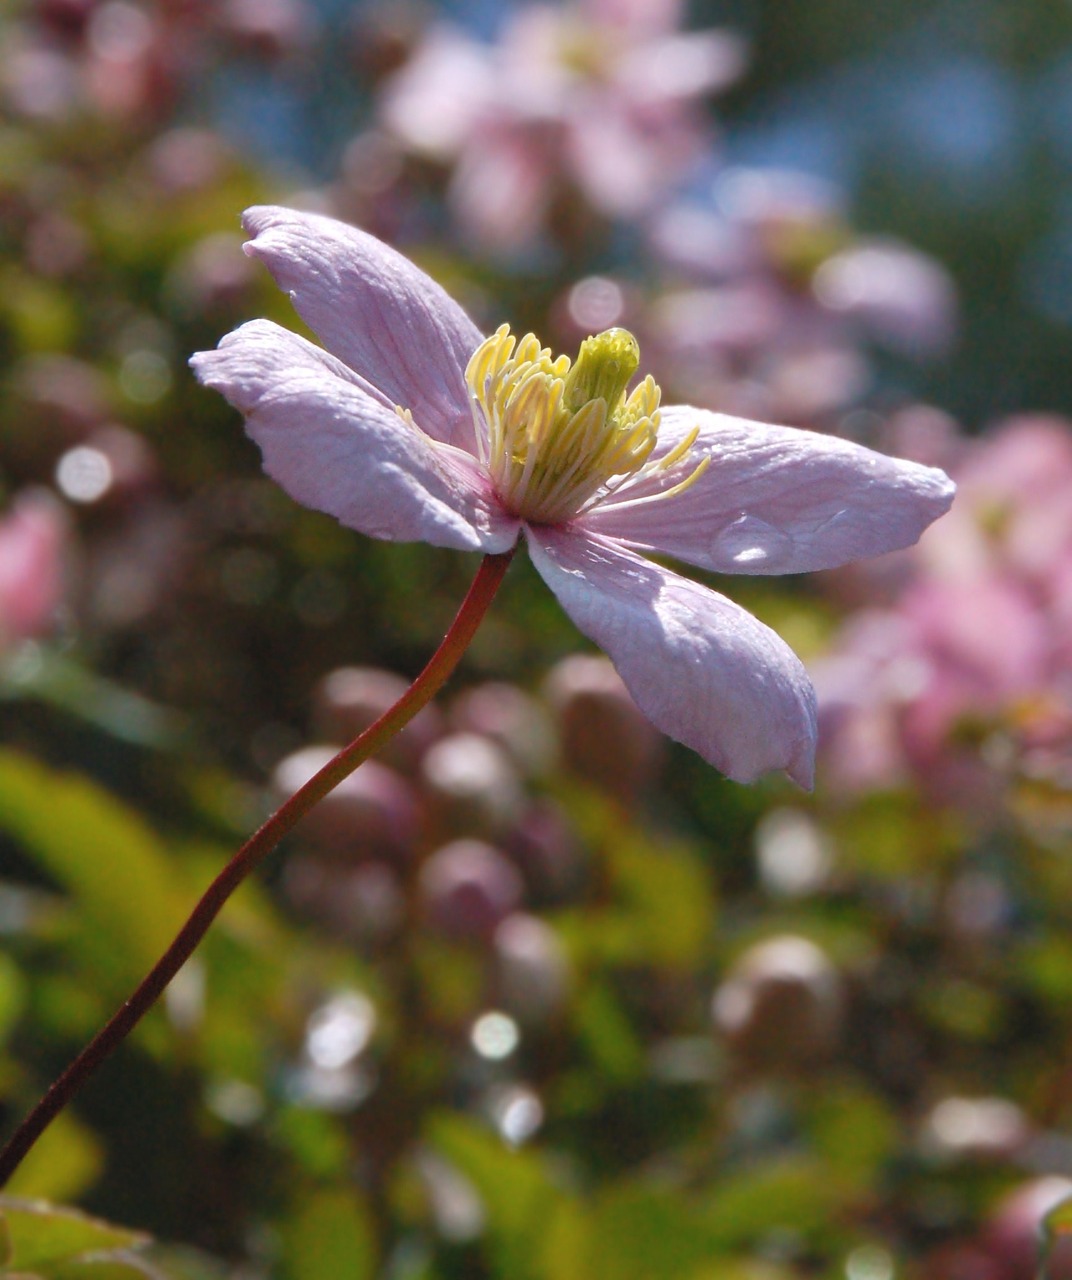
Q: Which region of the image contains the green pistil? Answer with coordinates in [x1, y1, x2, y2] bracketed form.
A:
[562, 328, 640, 417]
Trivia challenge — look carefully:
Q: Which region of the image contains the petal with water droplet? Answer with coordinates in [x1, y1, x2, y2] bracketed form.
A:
[583, 406, 955, 574]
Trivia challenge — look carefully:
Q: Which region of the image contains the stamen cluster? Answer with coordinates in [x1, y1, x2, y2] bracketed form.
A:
[466, 325, 669, 524]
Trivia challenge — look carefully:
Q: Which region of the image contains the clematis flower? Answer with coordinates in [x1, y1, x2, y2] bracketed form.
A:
[379, 0, 745, 254]
[191, 207, 954, 786]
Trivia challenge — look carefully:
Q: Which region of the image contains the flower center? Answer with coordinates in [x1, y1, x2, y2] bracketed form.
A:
[466, 325, 699, 524]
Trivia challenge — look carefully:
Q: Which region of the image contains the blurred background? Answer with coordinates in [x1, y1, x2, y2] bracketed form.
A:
[1, 0, 1071, 1277]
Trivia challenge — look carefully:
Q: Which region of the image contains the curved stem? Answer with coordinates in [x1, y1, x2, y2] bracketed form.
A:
[0, 548, 515, 1187]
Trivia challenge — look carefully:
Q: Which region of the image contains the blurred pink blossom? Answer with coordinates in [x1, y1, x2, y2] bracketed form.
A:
[815, 417, 1072, 805]
[379, 0, 745, 253]
[0, 492, 66, 650]
[812, 238, 957, 356]
[645, 170, 957, 422]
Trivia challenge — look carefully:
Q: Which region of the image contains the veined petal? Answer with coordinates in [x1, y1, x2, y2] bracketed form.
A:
[191, 320, 519, 554]
[585, 406, 955, 575]
[241, 206, 483, 452]
[526, 526, 817, 785]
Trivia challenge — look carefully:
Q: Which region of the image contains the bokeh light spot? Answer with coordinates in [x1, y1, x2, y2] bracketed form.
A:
[568, 277, 625, 331]
[119, 350, 172, 404]
[489, 1084, 543, 1146]
[55, 445, 112, 503]
[471, 1011, 519, 1060]
[845, 1245, 894, 1280]
[306, 992, 376, 1069]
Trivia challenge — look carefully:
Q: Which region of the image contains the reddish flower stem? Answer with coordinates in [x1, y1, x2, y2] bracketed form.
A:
[0, 548, 515, 1187]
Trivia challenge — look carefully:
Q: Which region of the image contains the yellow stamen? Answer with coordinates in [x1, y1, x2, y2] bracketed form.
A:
[465, 324, 700, 524]
[657, 424, 701, 471]
[653, 454, 712, 501]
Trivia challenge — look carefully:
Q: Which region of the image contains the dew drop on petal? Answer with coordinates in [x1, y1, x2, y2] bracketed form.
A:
[717, 514, 794, 569]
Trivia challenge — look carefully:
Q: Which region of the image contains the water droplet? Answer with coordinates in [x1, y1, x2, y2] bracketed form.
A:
[717, 514, 794, 571]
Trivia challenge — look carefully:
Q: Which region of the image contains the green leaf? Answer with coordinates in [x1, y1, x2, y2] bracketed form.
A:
[690, 1265, 796, 1280]
[0, 1207, 226, 1278]
[702, 1158, 843, 1250]
[804, 1078, 897, 1186]
[577, 1185, 717, 1280]
[558, 797, 714, 970]
[270, 1108, 351, 1182]
[137, 1247, 229, 1280]
[544, 1184, 795, 1280]
[428, 1113, 567, 1280]
[34, 1259, 163, 1280]
[607, 837, 713, 969]
[1, 650, 188, 751]
[0, 751, 189, 979]
[0, 268, 78, 351]
[572, 982, 646, 1085]
[279, 1189, 376, 1280]
[0, 1199, 147, 1272]
[0, 952, 27, 1047]
[541, 1200, 588, 1280]
[4, 1112, 102, 1203]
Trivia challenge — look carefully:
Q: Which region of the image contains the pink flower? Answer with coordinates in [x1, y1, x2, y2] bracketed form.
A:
[645, 173, 957, 423]
[815, 416, 1072, 804]
[379, 0, 745, 252]
[190, 207, 954, 786]
[0, 491, 66, 650]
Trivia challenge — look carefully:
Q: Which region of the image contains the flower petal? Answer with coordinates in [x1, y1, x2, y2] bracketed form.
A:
[526, 526, 817, 785]
[585, 406, 955, 575]
[191, 320, 519, 554]
[241, 206, 483, 452]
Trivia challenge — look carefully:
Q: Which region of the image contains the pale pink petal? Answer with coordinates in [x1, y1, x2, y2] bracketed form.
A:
[450, 128, 551, 255]
[583, 0, 683, 37]
[621, 32, 747, 100]
[567, 100, 672, 217]
[191, 320, 519, 554]
[241, 206, 482, 452]
[526, 526, 817, 785]
[379, 26, 494, 157]
[585, 406, 955, 575]
[812, 239, 956, 355]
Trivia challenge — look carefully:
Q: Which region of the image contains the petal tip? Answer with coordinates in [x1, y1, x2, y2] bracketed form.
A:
[241, 204, 285, 236]
[722, 713, 817, 789]
[187, 347, 215, 383]
[786, 746, 816, 791]
[240, 205, 303, 261]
